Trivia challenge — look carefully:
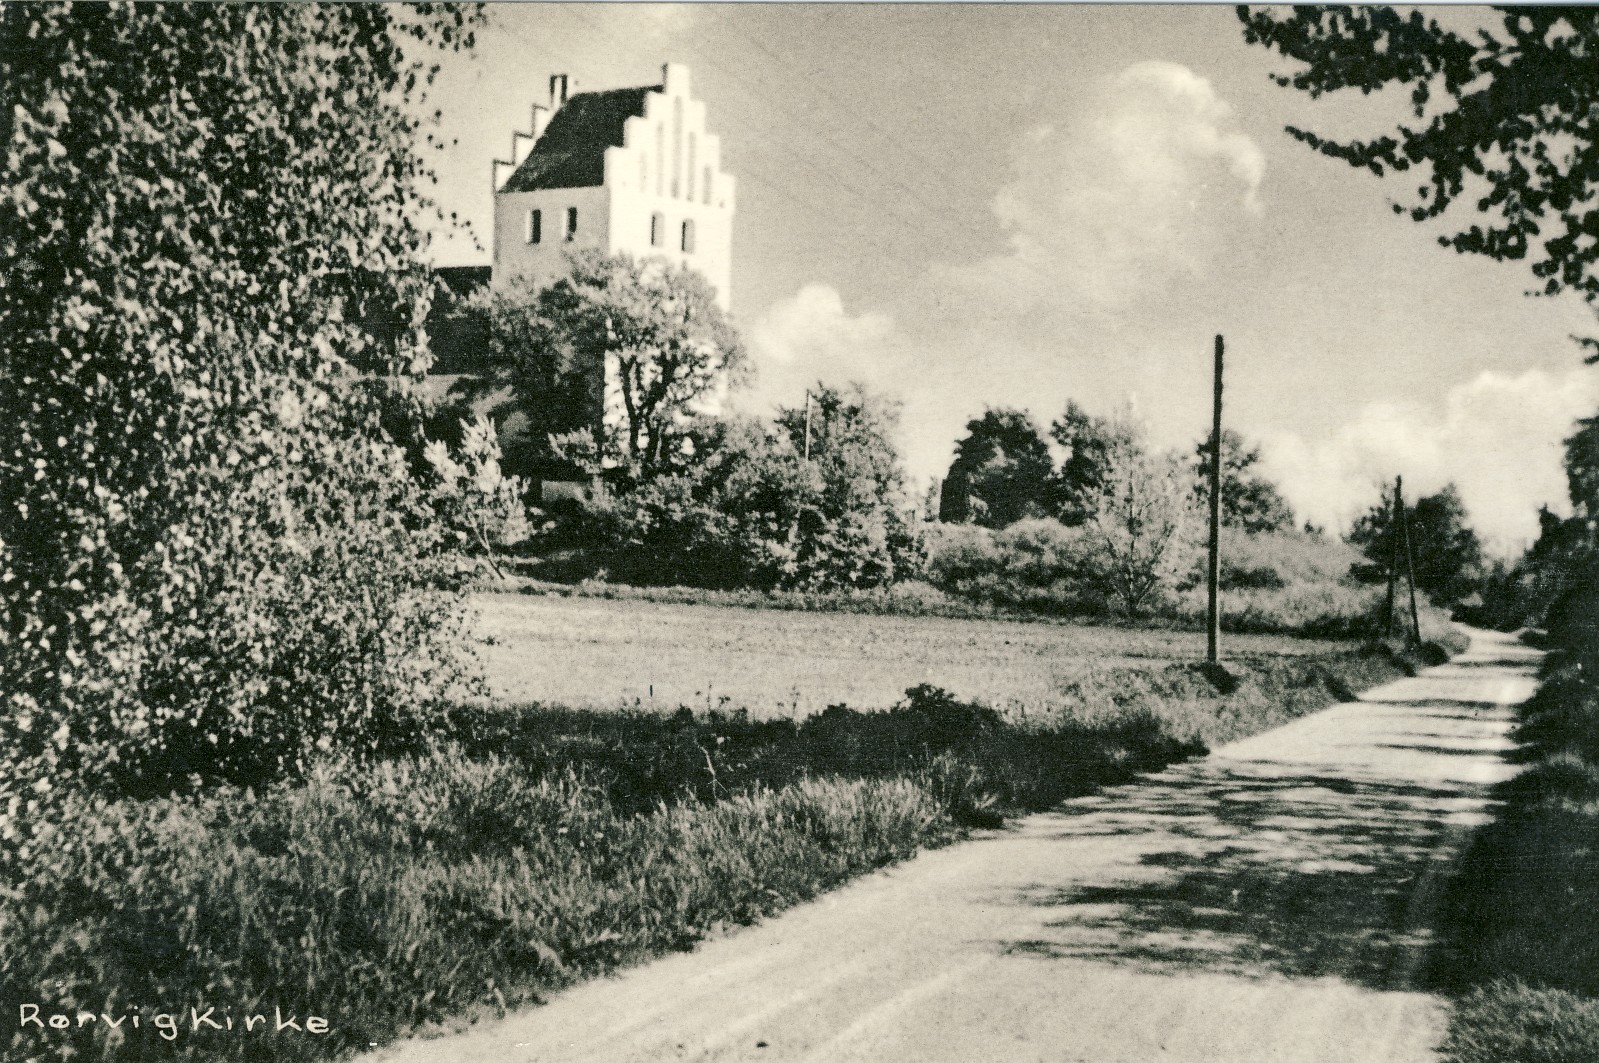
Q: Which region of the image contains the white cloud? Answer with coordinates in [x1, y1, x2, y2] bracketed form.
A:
[1259, 367, 1599, 550]
[747, 283, 897, 369]
[947, 60, 1264, 310]
[741, 284, 1003, 490]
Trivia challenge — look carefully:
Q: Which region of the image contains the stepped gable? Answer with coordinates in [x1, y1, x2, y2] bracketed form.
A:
[500, 85, 658, 193]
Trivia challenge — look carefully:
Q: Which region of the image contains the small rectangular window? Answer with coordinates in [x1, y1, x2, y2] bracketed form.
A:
[650, 212, 664, 248]
[565, 207, 578, 241]
[526, 209, 542, 245]
[681, 219, 696, 254]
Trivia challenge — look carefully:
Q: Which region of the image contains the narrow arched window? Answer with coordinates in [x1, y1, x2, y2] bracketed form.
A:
[687, 134, 698, 202]
[565, 207, 578, 241]
[655, 124, 664, 197]
[526, 209, 542, 244]
[650, 211, 665, 248]
[672, 98, 684, 199]
[681, 218, 696, 254]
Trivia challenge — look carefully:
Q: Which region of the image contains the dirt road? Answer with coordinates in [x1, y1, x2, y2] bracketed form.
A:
[370, 629, 1540, 1063]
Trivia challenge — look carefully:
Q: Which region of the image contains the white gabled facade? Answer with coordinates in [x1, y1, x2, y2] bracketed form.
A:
[491, 63, 736, 310]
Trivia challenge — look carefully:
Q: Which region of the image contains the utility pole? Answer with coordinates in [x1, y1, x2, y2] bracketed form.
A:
[803, 389, 814, 463]
[1385, 477, 1402, 638]
[1399, 480, 1423, 643]
[1207, 335, 1224, 664]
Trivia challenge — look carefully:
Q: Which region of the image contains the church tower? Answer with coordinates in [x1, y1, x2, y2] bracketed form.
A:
[491, 63, 736, 310]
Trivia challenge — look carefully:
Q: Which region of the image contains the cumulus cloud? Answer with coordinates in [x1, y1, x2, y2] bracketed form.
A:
[1258, 368, 1599, 550]
[947, 61, 1265, 310]
[741, 284, 1008, 488]
[747, 283, 898, 369]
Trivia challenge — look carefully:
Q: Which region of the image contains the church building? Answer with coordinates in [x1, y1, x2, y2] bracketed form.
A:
[490, 63, 736, 310]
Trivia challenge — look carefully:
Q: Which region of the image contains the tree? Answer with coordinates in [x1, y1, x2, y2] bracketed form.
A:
[583, 384, 923, 591]
[1083, 443, 1203, 617]
[1192, 429, 1296, 533]
[1567, 414, 1599, 519]
[771, 382, 925, 587]
[454, 272, 604, 482]
[1, 4, 484, 830]
[505, 250, 748, 482]
[1349, 482, 1484, 603]
[1239, 7, 1599, 345]
[1050, 401, 1142, 527]
[940, 408, 1056, 527]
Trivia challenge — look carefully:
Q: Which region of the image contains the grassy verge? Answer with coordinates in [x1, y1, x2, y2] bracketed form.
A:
[2, 764, 950, 1063]
[1441, 652, 1599, 1063]
[455, 639, 1435, 823]
[2, 639, 1438, 1063]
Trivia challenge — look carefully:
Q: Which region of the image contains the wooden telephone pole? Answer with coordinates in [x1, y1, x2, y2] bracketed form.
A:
[1399, 480, 1423, 644]
[1207, 335, 1224, 664]
[1386, 475, 1422, 643]
[803, 389, 814, 462]
[1385, 478, 1402, 638]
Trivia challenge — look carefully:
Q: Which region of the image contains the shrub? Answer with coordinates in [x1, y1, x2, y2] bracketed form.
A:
[925, 518, 1109, 616]
[1, 756, 949, 1062]
[1079, 445, 1203, 616]
[547, 391, 925, 592]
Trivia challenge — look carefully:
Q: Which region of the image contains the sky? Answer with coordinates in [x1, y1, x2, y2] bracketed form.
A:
[419, 3, 1599, 552]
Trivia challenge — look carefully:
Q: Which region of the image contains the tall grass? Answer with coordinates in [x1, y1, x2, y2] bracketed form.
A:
[1442, 651, 1599, 1063]
[2, 758, 949, 1063]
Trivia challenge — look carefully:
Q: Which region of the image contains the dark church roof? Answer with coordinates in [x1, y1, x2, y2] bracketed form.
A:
[500, 86, 659, 193]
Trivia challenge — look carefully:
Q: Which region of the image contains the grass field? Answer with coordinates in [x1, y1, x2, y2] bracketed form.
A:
[473, 591, 1362, 719]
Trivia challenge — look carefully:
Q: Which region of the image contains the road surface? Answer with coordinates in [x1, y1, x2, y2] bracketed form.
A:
[369, 628, 1540, 1063]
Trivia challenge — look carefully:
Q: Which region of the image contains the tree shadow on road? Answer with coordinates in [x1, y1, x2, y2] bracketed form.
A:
[999, 756, 1504, 993]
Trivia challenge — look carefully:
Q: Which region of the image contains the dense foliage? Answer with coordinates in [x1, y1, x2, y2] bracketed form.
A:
[555, 385, 925, 591]
[936, 402, 1291, 538]
[0, 3, 490, 841]
[490, 250, 750, 482]
[1474, 510, 1596, 631]
[1469, 402, 1599, 631]
[1443, 624, 1599, 1062]
[939, 408, 1057, 527]
[1083, 443, 1204, 616]
[928, 437, 1201, 621]
[1051, 401, 1142, 527]
[1566, 413, 1599, 518]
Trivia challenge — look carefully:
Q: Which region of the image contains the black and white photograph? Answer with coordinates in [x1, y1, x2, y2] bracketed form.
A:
[2, 3, 1596, 1061]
